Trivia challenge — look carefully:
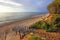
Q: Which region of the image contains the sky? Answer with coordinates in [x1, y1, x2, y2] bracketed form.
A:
[0, 0, 53, 12]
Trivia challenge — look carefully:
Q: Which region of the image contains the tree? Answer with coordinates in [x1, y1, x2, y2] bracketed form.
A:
[47, 0, 60, 14]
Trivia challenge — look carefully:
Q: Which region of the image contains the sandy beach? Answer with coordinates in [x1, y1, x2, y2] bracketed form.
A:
[0, 14, 47, 32]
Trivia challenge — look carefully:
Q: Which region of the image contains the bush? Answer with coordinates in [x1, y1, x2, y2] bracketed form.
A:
[29, 34, 42, 40]
[54, 17, 60, 29]
[42, 22, 55, 32]
[47, 0, 60, 14]
[30, 24, 39, 29]
[47, 2, 57, 14]
[26, 34, 46, 40]
[29, 21, 44, 29]
[30, 21, 56, 32]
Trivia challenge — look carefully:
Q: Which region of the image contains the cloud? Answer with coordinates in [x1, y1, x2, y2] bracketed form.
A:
[0, 0, 25, 12]
[0, 0, 53, 12]
[0, 0, 23, 6]
[17, 0, 53, 12]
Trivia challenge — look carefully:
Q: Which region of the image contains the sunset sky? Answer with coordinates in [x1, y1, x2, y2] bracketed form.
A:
[0, 0, 53, 12]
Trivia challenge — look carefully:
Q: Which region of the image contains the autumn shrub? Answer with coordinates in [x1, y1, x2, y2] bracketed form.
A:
[26, 34, 46, 40]
[29, 34, 42, 40]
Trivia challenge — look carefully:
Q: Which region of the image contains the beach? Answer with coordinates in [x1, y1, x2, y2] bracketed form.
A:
[0, 14, 60, 40]
[0, 14, 47, 32]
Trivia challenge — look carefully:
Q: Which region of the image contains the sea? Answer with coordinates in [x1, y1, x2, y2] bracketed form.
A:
[0, 12, 47, 24]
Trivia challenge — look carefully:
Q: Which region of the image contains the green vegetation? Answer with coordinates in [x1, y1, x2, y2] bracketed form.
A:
[30, 21, 56, 32]
[47, 0, 60, 14]
[29, 21, 44, 29]
[26, 34, 46, 40]
[54, 14, 60, 29]
[30, 15, 60, 32]
[29, 34, 42, 40]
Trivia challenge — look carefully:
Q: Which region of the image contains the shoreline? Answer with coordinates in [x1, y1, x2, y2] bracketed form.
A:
[0, 14, 47, 32]
[0, 13, 47, 26]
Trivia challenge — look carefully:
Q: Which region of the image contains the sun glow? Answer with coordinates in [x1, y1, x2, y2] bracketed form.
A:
[0, 5, 16, 12]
